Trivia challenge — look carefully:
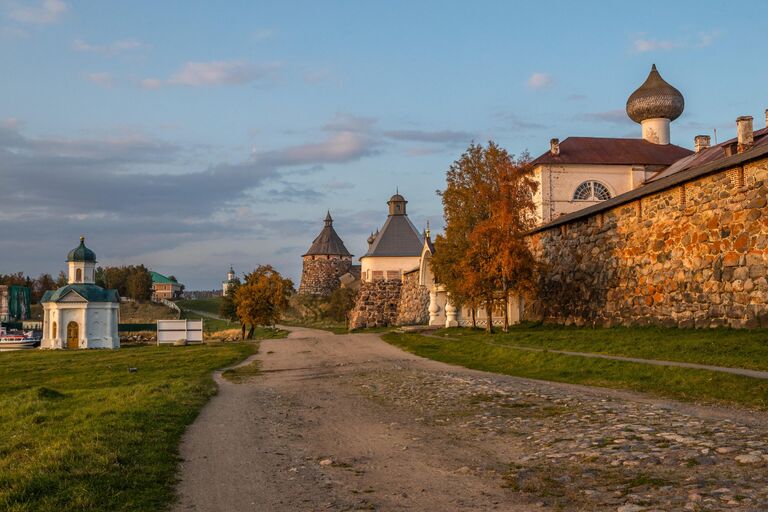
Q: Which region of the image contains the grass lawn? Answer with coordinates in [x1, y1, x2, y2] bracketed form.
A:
[382, 331, 768, 410]
[281, 319, 349, 335]
[119, 301, 178, 323]
[432, 324, 768, 371]
[0, 343, 254, 511]
[175, 298, 222, 317]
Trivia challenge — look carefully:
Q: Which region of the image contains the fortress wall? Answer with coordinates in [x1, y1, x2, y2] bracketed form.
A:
[349, 279, 402, 329]
[396, 271, 430, 325]
[298, 257, 352, 296]
[526, 154, 768, 328]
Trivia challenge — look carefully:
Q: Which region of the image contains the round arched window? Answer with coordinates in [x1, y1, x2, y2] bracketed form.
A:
[573, 181, 611, 201]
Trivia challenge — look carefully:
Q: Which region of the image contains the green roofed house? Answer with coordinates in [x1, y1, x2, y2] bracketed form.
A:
[151, 271, 183, 300]
[41, 237, 120, 349]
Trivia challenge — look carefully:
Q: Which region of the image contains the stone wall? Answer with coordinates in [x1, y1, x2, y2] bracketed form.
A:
[298, 257, 352, 296]
[526, 155, 768, 328]
[349, 279, 402, 329]
[396, 271, 429, 325]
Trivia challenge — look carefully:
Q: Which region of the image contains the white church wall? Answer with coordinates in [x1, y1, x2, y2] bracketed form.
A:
[534, 163, 637, 223]
[361, 256, 421, 282]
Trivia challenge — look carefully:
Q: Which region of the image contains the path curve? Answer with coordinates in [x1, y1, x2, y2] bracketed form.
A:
[173, 326, 768, 511]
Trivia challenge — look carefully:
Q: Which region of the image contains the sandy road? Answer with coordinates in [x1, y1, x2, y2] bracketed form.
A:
[173, 327, 768, 512]
[173, 327, 540, 511]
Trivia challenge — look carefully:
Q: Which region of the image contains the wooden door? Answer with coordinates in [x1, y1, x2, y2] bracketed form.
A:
[66, 322, 79, 349]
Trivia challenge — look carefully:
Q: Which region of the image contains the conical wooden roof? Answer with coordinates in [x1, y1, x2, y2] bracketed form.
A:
[303, 211, 352, 257]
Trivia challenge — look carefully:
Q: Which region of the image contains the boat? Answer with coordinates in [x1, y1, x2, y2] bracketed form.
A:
[0, 326, 40, 351]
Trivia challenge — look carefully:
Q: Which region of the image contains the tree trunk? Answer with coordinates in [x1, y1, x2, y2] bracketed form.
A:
[485, 300, 494, 334]
[471, 307, 476, 329]
[247, 325, 255, 339]
[241, 324, 246, 340]
[502, 283, 509, 333]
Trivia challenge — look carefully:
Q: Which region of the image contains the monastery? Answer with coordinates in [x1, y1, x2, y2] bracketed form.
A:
[301, 65, 768, 330]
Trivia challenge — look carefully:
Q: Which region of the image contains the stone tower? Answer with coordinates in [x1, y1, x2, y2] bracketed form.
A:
[298, 211, 353, 296]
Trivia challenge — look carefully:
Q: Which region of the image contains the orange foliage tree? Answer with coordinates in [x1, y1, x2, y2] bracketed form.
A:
[431, 141, 538, 332]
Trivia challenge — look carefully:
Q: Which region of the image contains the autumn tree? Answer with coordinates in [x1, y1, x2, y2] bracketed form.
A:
[431, 141, 538, 333]
[234, 265, 294, 339]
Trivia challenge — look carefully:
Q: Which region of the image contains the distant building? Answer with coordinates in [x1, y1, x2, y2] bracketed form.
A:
[222, 266, 236, 296]
[41, 237, 120, 349]
[530, 65, 693, 224]
[359, 193, 423, 282]
[151, 271, 183, 300]
[299, 211, 356, 296]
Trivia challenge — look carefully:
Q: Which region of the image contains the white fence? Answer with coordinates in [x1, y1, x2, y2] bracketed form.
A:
[157, 319, 203, 345]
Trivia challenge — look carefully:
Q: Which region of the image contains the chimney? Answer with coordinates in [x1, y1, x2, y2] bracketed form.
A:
[694, 135, 711, 153]
[736, 116, 754, 153]
[550, 138, 560, 156]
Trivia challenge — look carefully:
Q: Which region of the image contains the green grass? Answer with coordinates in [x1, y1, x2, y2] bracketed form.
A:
[281, 318, 349, 334]
[221, 357, 261, 383]
[175, 297, 222, 316]
[180, 310, 237, 333]
[0, 343, 254, 511]
[432, 324, 768, 371]
[382, 332, 768, 409]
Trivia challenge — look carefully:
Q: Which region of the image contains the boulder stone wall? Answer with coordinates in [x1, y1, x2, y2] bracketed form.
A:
[526, 156, 768, 328]
[396, 271, 429, 325]
[349, 279, 402, 329]
[298, 257, 352, 296]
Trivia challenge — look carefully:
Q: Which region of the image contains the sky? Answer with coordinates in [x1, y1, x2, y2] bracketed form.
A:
[1, 1, 767, 289]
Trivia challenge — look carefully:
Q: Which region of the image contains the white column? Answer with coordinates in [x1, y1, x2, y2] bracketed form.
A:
[428, 290, 440, 326]
[445, 296, 458, 328]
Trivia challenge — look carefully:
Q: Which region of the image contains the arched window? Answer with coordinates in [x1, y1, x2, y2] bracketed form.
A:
[573, 181, 611, 201]
[76, 268, 82, 282]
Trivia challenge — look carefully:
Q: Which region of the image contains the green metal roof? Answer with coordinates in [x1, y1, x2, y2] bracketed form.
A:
[67, 236, 96, 262]
[150, 271, 177, 284]
[41, 284, 119, 304]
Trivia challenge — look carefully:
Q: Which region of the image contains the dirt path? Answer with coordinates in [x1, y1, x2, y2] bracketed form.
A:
[173, 327, 768, 512]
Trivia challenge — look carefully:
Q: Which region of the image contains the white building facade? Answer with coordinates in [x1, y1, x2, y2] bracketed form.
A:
[41, 237, 120, 349]
[360, 193, 423, 282]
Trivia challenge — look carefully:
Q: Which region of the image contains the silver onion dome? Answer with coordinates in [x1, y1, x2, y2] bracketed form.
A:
[626, 64, 684, 123]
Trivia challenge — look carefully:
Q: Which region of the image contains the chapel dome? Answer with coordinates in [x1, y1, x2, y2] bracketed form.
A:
[388, 193, 406, 203]
[67, 236, 96, 262]
[626, 64, 684, 123]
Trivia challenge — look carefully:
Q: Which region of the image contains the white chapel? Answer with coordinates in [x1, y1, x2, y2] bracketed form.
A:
[41, 237, 120, 349]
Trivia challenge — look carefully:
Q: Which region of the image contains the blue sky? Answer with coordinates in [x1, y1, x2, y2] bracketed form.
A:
[1, 1, 766, 289]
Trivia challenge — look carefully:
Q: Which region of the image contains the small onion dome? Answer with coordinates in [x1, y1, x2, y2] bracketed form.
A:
[388, 193, 405, 203]
[626, 64, 684, 123]
[67, 236, 96, 262]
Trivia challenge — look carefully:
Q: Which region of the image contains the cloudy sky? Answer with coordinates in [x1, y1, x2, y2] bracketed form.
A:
[1, 1, 767, 289]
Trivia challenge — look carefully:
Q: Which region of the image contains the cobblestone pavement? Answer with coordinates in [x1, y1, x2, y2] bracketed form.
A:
[351, 366, 768, 511]
[175, 327, 768, 512]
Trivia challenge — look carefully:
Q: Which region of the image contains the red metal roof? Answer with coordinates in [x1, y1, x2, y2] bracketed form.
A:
[648, 126, 768, 182]
[531, 137, 692, 166]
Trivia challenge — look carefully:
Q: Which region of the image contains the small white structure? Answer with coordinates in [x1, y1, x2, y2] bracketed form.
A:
[157, 319, 203, 345]
[41, 237, 120, 349]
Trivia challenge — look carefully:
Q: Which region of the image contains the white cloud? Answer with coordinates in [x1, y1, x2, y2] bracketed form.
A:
[258, 131, 377, 167]
[252, 28, 274, 41]
[73, 38, 147, 56]
[632, 38, 677, 53]
[85, 72, 115, 88]
[527, 72, 554, 90]
[141, 60, 280, 88]
[631, 31, 719, 53]
[7, 0, 66, 24]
